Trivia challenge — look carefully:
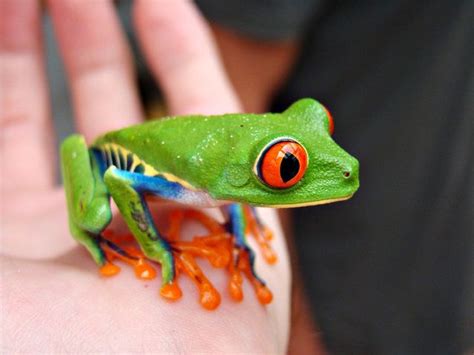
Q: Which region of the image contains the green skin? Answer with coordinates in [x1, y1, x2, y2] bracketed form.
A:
[60, 98, 359, 290]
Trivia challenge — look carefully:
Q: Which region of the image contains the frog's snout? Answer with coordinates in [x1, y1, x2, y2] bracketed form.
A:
[342, 158, 359, 181]
[340, 157, 360, 195]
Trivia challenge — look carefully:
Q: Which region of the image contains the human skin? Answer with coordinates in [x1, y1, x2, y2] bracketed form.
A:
[1, 0, 323, 353]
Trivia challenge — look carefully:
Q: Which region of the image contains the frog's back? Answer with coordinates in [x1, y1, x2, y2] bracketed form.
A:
[90, 99, 327, 190]
[91, 112, 280, 189]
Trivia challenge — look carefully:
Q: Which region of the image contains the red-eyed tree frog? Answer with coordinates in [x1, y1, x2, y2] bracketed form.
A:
[60, 98, 359, 309]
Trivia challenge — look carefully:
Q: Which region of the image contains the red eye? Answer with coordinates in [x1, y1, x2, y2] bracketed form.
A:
[323, 106, 334, 135]
[256, 140, 308, 189]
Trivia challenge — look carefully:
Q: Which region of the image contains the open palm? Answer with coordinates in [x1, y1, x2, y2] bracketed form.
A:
[1, 1, 290, 352]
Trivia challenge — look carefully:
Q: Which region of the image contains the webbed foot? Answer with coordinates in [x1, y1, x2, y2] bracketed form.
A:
[168, 208, 275, 306]
[175, 252, 221, 310]
[236, 246, 273, 304]
[92, 208, 276, 309]
[227, 245, 273, 305]
[99, 234, 157, 280]
[167, 210, 229, 309]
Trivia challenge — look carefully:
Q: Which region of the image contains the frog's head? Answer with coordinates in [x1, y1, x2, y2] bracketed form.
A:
[211, 98, 359, 207]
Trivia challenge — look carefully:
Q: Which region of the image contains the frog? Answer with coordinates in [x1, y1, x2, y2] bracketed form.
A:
[60, 98, 359, 309]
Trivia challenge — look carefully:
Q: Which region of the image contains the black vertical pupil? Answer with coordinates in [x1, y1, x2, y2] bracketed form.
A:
[280, 152, 300, 183]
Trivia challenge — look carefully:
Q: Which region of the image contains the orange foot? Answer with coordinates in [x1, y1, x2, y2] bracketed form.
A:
[239, 251, 273, 305]
[226, 246, 273, 305]
[99, 236, 156, 280]
[168, 208, 276, 307]
[96, 208, 276, 310]
[175, 252, 221, 310]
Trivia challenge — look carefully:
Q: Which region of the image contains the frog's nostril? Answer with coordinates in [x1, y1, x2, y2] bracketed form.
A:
[343, 171, 351, 179]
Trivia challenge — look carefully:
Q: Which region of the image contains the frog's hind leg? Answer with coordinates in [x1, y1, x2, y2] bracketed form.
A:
[226, 203, 273, 304]
[60, 135, 116, 274]
[103, 167, 183, 301]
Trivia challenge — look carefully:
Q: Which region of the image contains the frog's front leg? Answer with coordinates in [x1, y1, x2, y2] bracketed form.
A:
[226, 203, 273, 305]
[103, 167, 181, 300]
[61, 135, 116, 274]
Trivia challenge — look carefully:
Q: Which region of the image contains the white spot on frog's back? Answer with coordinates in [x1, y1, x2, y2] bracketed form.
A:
[189, 153, 204, 166]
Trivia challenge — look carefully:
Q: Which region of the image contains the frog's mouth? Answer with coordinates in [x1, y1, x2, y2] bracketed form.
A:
[262, 194, 354, 208]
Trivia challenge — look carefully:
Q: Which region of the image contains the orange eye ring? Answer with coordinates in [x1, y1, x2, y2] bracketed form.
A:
[255, 139, 308, 189]
[323, 106, 334, 135]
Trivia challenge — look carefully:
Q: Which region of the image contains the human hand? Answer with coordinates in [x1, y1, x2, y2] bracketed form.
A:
[1, 0, 290, 352]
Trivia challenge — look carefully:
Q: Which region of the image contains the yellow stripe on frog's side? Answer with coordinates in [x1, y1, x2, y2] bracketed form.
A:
[97, 142, 196, 190]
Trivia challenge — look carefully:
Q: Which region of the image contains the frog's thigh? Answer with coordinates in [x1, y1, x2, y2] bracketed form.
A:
[103, 167, 176, 285]
[60, 135, 112, 265]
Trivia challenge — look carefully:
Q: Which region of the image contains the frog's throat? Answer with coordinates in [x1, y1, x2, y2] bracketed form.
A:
[262, 194, 354, 208]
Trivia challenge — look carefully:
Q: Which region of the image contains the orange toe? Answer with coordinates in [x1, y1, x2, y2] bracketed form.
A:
[229, 271, 243, 301]
[256, 286, 273, 305]
[134, 260, 157, 280]
[160, 282, 182, 301]
[229, 280, 243, 302]
[200, 284, 221, 310]
[263, 247, 278, 264]
[99, 262, 121, 277]
[263, 227, 273, 241]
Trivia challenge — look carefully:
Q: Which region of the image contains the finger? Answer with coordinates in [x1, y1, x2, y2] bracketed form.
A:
[133, 0, 241, 115]
[48, 0, 143, 141]
[0, 0, 56, 191]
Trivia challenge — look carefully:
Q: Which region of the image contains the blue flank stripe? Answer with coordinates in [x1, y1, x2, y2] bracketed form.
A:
[112, 169, 185, 202]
